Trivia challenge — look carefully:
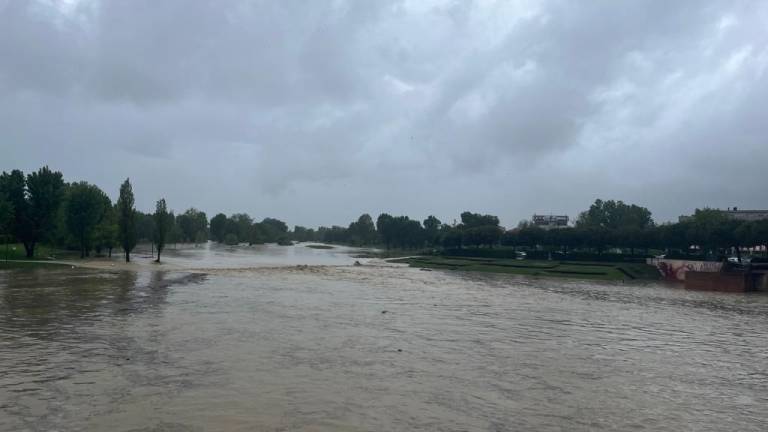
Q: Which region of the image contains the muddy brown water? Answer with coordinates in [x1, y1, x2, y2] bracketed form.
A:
[1, 243, 767, 431]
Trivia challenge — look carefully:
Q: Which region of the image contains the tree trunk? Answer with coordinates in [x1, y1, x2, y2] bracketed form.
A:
[24, 242, 34, 258]
[108, 247, 112, 258]
[125, 250, 130, 263]
[156, 247, 161, 263]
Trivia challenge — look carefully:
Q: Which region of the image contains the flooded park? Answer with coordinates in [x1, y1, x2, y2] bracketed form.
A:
[1, 243, 768, 431]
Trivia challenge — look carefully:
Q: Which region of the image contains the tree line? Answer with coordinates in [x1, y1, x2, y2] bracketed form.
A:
[0, 167, 198, 262]
[294, 200, 768, 261]
[2, 167, 766, 262]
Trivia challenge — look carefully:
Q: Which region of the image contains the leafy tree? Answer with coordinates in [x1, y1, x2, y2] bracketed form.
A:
[321, 225, 349, 243]
[66, 182, 109, 258]
[135, 211, 156, 243]
[389, 216, 424, 249]
[224, 233, 239, 245]
[442, 227, 463, 249]
[168, 214, 185, 247]
[576, 199, 653, 230]
[153, 198, 172, 262]
[423, 215, 442, 247]
[686, 208, 730, 257]
[292, 225, 315, 242]
[517, 225, 546, 249]
[249, 222, 268, 244]
[460, 211, 500, 229]
[116, 178, 137, 262]
[0, 171, 26, 247]
[258, 218, 288, 243]
[25, 166, 66, 256]
[376, 213, 394, 249]
[210, 213, 228, 243]
[225, 213, 253, 243]
[0, 191, 12, 238]
[0, 167, 65, 258]
[347, 214, 376, 245]
[177, 208, 208, 244]
[94, 203, 118, 257]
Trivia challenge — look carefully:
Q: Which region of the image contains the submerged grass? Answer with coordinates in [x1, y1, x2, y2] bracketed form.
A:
[389, 256, 660, 281]
[304, 244, 335, 249]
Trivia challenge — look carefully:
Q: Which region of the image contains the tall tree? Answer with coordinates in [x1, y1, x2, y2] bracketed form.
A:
[66, 182, 108, 258]
[153, 198, 172, 263]
[0, 191, 12, 237]
[0, 168, 65, 258]
[348, 214, 376, 245]
[376, 213, 394, 249]
[423, 215, 442, 247]
[576, 199, 653, 230]
[210, 213, 227, 243]
[116, 178, 137, 262]
[94, 203, 118, 257]
[177, 207, 209, 244]
[25, 166, 66, 257]
[0, 171, 26, 248]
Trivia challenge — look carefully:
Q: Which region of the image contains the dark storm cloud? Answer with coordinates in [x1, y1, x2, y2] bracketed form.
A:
[1, 0, 766, 227]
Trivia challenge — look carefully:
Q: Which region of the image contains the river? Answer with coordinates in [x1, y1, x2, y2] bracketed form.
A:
[1, 243, 767, 431]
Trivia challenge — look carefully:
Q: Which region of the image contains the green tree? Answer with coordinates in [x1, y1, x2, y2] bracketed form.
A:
[348, 214, 376, 245]
[66, 182, 109, 258]
[376, 213, 394, 249]
[153, 198, 172, 263]
[686, 208, 730, 257]
[423, 215, 442, 247]
[0, 191, 12, 237]
[228, 214, 253, 243]
[460, 211, 499, 228]
[0, 171, 27, 250]
[0, 167, 65, 258]
[576, 199, 653, 230]
[177, 208, 208, 244]
[210, 213, 227, 242]
[94, 203, 118, 257]
[260, 217, 289, 243]
[116, 178, 137, 262]
[25, 166, 66, 256]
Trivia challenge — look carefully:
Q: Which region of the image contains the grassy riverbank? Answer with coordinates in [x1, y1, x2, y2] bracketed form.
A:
[389, 256, 661, 281]
[0, 243, 82, 261]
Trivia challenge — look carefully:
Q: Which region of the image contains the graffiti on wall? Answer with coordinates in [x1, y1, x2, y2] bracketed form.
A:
[647, 258, 722, 281]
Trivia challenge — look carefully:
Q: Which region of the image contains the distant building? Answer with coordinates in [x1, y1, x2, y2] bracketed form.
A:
[678, 207, 768, 223]
[723, 207, 768, 222]
[532, 214, 569, 229]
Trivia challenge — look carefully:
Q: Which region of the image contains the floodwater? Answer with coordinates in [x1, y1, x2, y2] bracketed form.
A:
[1, 243, 767, 431]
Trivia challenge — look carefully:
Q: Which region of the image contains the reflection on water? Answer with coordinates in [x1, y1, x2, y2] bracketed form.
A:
[1, 247, 768, 431]
[148, 241, 365, 270]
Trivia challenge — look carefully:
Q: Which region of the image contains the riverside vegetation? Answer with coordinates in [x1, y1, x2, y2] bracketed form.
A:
[2, 166, 766, 279]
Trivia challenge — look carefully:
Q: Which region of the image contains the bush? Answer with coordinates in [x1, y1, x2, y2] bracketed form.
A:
[224, 233, 238, 245]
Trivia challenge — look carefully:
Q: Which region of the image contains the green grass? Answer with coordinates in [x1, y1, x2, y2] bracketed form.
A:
[389, 256, 660, 281]
[0, 260, 73, 270]
[0, 242, 88, 262]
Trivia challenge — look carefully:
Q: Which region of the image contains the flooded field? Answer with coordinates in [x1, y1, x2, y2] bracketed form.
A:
[1, 244, 768, 431]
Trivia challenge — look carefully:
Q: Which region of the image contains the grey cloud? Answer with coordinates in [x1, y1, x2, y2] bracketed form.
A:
[1, 0, 766, 227]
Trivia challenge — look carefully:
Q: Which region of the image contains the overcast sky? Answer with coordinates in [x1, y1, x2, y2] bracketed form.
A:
[1, 0, 766, 228]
